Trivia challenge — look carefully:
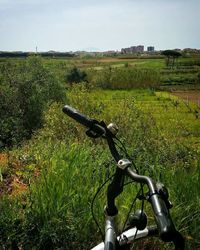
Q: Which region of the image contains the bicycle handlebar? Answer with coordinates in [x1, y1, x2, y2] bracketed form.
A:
[62, 105, 184, 249]
[63, 105, 106, 136]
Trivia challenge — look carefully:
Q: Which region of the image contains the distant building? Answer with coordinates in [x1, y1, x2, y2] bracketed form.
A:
[136, 45, 144, 53]
[121, 45, 144, 54]
[107, 50, 115, 53]
[147, 46, 155, 52]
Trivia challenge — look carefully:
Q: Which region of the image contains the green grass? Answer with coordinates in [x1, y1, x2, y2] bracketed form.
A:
[95, 58, 165, 69]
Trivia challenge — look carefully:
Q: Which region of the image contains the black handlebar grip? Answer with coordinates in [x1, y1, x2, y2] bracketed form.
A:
[149, 193, 176, 242]
[62, 105, 106, 135]
[63, 105, 93, 127]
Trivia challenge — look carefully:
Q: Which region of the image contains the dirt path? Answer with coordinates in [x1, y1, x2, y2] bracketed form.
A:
[171, 90, 200, 104]
[97, 58, 136, 63]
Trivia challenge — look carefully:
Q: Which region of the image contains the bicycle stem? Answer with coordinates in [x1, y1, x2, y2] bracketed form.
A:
[105, 133, 126, 216]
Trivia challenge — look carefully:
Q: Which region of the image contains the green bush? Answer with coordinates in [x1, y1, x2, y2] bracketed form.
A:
[0, 56, 66, 148]
[65, 67, 88, 84]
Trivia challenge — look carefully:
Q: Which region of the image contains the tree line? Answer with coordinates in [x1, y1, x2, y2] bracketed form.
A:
[0, 52, 75, 58]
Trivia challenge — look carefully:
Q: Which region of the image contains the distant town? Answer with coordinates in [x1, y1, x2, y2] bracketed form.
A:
[0, 45, 200, 58]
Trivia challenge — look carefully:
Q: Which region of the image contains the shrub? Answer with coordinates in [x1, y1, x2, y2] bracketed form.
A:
[65, 67, 88, 84]
[0, 56, 66, 148]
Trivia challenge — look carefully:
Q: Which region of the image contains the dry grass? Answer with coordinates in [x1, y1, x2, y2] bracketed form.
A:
[171, 90, 200, 104]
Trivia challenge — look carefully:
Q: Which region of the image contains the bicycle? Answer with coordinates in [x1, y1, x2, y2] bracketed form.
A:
[62, 105, 185, 250]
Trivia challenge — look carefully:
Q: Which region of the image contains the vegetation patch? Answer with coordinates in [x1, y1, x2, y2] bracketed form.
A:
[0, 56, 199, 249]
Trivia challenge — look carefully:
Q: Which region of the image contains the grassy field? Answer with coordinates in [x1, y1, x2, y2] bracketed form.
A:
[1, 55, 200, 89]
[43, 56, 200, 90]
[0, 56, 200, 249]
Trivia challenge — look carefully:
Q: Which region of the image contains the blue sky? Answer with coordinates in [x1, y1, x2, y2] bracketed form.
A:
[0, 0, 199, 52]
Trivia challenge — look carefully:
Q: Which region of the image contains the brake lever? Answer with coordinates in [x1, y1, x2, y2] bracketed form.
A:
[86, 129, 101, 138]
[156, 182, 173, 209]
[139, 183, 173, 210]
[85, 120, 107, 138]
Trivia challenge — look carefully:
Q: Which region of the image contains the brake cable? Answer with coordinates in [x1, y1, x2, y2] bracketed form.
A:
[91, 173, 115, 242]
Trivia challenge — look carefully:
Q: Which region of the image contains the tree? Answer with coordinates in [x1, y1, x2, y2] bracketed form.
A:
[161, 50, 181, 68]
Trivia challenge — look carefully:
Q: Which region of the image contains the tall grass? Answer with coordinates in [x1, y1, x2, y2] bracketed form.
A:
[88, 67, 161, 89]
[179, 58, 200, 67]
[26, 143, 108, 249]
